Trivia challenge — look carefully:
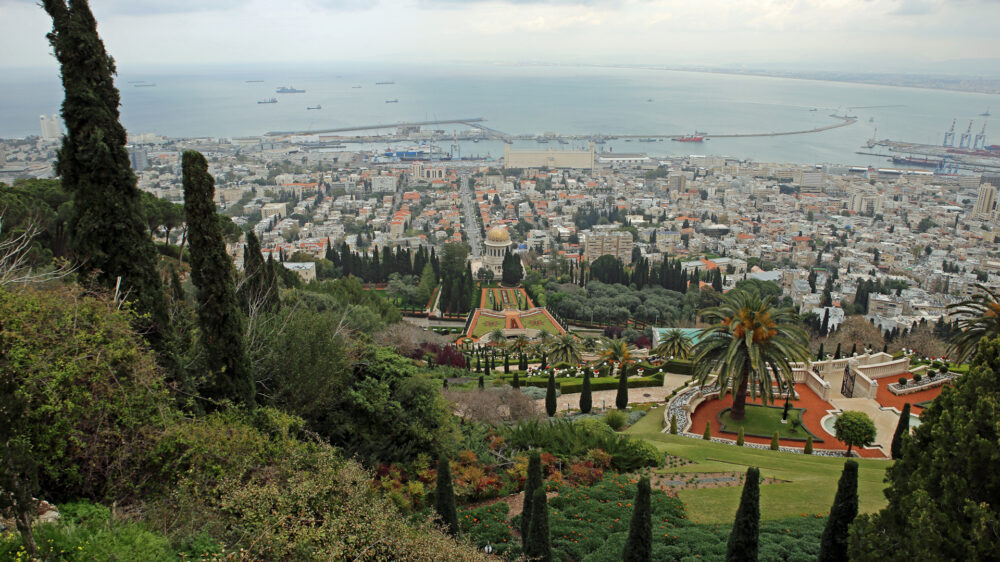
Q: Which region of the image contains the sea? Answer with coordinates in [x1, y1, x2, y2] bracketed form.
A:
[2, 62, 997, 168]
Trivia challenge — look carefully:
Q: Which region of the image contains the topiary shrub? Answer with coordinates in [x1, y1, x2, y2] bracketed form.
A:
[703, 421, 712, 440]
[770, 431, 780, 451]
[737, 427, 745, 447]
[913, 373, 922, 383]
[804, 434, 814, 455]
[898, 377, 907, 386]
[669, 414, 677, 435]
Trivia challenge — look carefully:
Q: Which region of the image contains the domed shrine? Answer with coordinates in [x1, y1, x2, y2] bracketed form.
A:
[483, 225, 512, 276]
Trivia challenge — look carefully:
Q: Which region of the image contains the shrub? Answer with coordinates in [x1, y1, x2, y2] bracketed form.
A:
[669, 414, 678, 435]
[576, 417, 615, 436]
[805, 435, 814, 455]
[939, 364, 949, 374]
[771, 431, 780, 451]
[605, 410, 627, 431]
[913, 373, 922, 383]
[898, 377, 907, 386]
[926, 369, 936, 379]
[737, 427, 745, 447]
[703, 421, 712, 440]
[502, 420, 660, 471]
[521, 386, 550, 400]
[626, 409, 646, 426]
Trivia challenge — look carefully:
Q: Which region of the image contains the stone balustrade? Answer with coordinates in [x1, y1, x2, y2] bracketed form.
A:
[856, 357, 911, 380]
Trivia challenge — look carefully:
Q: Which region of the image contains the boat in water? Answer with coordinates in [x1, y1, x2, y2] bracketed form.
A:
[245, 80, 264, 83]
[258, 98, 277, 104]
[351, 85, 362, 89]
[134, 83, 156, 87]
[385, 99, 399, 103]
[276, 86, 305, 94]
[672, 135, 705, 142]
[382, 145, 448, 161]
[891, 156, 941, 168]
[982, 108, 991, 117]
[376, 81, 395, 85]
[307, 105, 322, 110]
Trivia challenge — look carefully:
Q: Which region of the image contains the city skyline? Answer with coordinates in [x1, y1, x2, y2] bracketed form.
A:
[1, 0, 1000, 74]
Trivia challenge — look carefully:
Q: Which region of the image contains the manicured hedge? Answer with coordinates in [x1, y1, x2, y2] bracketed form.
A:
[560, 376, 660, 394]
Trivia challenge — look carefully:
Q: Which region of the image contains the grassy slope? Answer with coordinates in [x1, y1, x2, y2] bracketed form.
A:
[626, 406, 890, 524]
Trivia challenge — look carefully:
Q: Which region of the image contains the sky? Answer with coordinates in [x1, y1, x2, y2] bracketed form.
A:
[2, 0, 999, 74]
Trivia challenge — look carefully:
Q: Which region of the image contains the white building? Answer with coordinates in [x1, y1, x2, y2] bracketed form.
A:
[39, 114, 62, 140]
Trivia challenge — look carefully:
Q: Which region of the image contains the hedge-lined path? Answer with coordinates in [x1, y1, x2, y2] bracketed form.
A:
[533, 385, 679, 413]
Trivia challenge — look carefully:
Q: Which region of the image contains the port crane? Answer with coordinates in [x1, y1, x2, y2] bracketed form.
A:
[959, 120, 973, 149]
[974, 122, 988, 150]
[943, 119, 956, 147]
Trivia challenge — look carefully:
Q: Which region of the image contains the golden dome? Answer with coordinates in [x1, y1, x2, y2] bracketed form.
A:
[486, 226, 511, 244]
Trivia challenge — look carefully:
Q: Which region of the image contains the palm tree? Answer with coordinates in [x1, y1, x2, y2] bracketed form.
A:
[511, 335, 530, 356]
[581, 336, 599, 353]
[488, 328, 506, 350]
[691, 289, 809, 420]
[548, 333, 583, 365]
[653, 329, 693, 360]
[947, 284, 1000, 363]
[598, 338, 636, 375]
[536, 330, 553, 347]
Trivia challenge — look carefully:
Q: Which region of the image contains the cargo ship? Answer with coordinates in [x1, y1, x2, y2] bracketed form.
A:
[385, 99, 398, 103]
[307, 105, 322, 110]
[891, 156, 941, 168]
[276, 86, 305, 94]
[376, 81, 395, 85]
[382, 145, 448, 161]
[672, 135, 705, 142]
[258, 98, 277, 104]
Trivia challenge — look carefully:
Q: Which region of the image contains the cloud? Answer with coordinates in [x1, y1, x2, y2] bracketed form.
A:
[0, 0, 374, 16]
[887, 0, 939, 15]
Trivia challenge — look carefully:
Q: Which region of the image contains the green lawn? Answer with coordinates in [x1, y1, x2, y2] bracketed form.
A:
[627, 406, 891, 524]
[718, 404, 818, 441]
[469, 315, 504, 338]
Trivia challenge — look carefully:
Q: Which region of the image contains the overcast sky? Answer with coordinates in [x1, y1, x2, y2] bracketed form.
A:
[2, 0, 999, 73]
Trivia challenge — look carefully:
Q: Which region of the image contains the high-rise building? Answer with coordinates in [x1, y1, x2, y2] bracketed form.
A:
[39, 114, 62, 140]
[973, 179, 999, 220]
[128, 147, 149, 172]
[584, 231, 633, 263]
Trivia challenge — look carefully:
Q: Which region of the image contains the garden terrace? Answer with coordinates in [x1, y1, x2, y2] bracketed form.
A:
[465, 307, 565, 341]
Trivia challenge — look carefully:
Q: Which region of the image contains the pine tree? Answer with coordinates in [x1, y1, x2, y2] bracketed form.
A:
[434, 454, 459, 537]
[726, 467, 760, 562]
[182, 151, 254, 407]
[43, 0, 169, 349]
[616, 366, 629, 410]
[819, 460, 858, 562]
[580, 369, 593, 414]
[521, 451, 543, 543]
[525, 486, 552, 562]
[704, 421, 712, 440]
[890, 402, 911, 460]
[545, 372, 557, 417]
[622, 476, 652, 562]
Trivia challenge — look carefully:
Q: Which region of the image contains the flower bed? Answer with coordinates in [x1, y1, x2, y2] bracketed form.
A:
[888, 372, 958, 395]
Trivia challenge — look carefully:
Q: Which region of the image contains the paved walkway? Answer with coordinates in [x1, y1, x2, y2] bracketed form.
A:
[532, 374, 693, 414]
[688, 383, 887, 458]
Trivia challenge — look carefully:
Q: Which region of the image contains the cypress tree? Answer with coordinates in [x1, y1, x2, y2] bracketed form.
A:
[512, 370, 520, 389]
[240, 231, 277, 314]
[580, 369, 593, 414]
[182, 151, 254, 408]
[545, 372, 557, 417]
[850, 343, 857, 357]
[616, 366, 629, 410]
[834, 342, 842, 360]
[817, 342, 825, 361]
[504, 352, 510, 374]
[521, 451, 542, 543]
[819, 460, 858, 562]
[670, 414, 678, 434]
[890, 402, 911, 460]
[541, 353, 547, 370]
[737, 426, 745, 446]
[727, 467, 760, 562]
[43, 0, 169, 349]
[525, 486, 551, 562]
[805, 434, 814, 454]
[434, 454, 459, 537]
[475, 355, 481, 372]
[770, 431, 780, 451]
[623, 476, 652, 562]
[703, 421, 712, 440]
[478, 375, 485, 389]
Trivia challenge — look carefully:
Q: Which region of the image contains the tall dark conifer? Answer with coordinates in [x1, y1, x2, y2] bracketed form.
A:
[890, 402, 911, 460]
[525, 486, 551, 562]
[182, 151, 254, 407]
[616, 366, 629, 410]
[819, 460, 858, 562]
[580, 368, 593, 414]
[521, 451, 543, 542]
[43, 0, 168, 347]
[623, 476, 652, 562]
[727, 467, 760, 562]
[545, 372, 557, 417]
[434, 453, 459, 536]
